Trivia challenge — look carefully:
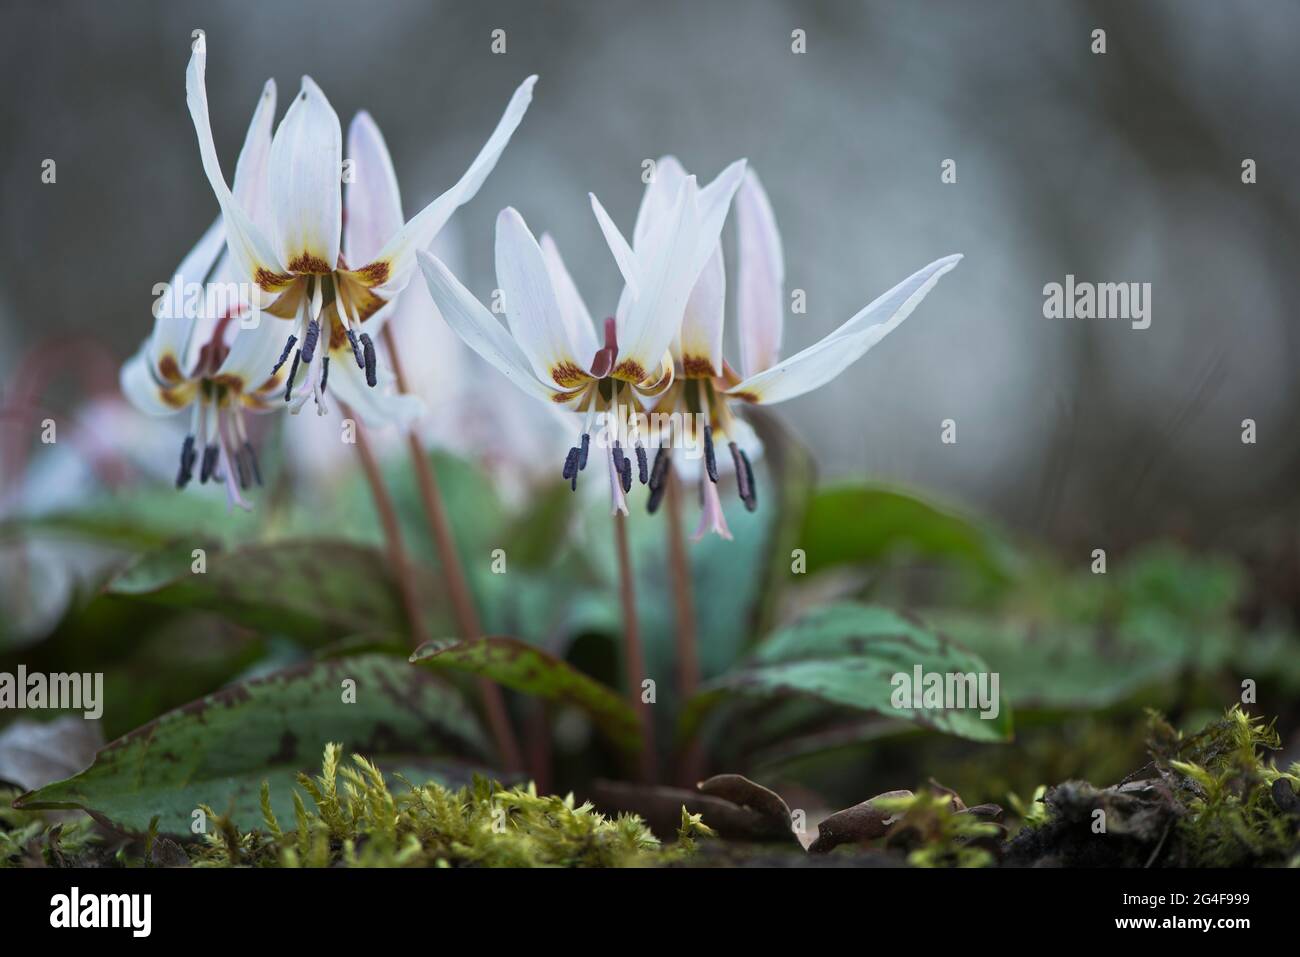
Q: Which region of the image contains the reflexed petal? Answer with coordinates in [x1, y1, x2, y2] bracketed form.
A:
[120, 346, 194, 417]
[214, 312, 289, 397]
[495, 208, 587, 387]
[231, 76, 277, 234]
[727, 254, 962, 405]
[736, 169, 784, 377]
[344, 111, 403, 266]
[358, 75, 537, 293]
[416, 250, 563, 403]
[269, 76, 343, 273]
[149, 215, 226, 379]
[327, 351, 425, 429]
[589, 192, 641, 298]
[185, 46, 289, 293]
[678, 243, 725, 376]
[539, 233, 599, 363]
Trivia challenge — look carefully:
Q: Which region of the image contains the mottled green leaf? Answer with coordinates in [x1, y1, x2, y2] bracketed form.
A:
[106, 539, 435, 641]
[680, 603, 1013, 744]
[799, 484, 1016, 584]
[410, 637, 640, 754]
[14, 654, 493, 835]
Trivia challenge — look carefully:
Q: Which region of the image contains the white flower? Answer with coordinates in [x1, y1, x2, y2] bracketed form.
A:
[642, 160, 963, 538]
[120, 81, 288, 511]
[184, 38, 535, 425]
[416, 160, 746, 514]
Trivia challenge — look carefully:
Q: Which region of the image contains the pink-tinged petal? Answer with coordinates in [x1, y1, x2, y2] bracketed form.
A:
[120, 346, 194, 417]
[736, 169, 784, 378]
[231, 77, 277, 235]
[149, 215, 226, 378]
[589, 192, 641, 299]
[344, 111, 403, 267]
[727, 254, 962, 405]
[678, 243, 725, 377]
[495, 208, 587, 387]
[185, 47, 289, 293]
[692, 477, 733, 541]
[361, 75, 537, 292]
[539, 232, 599, 363]
[416, 250, 564, 404]
[269, 76, 342, 273]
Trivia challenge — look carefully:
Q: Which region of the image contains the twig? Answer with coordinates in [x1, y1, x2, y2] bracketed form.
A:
[613, 509, 657, 783]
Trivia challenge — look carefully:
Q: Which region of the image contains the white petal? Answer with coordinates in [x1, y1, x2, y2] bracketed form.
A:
[495, 208, 585, 386]
[727, 254, 962, 405]
[588, 192, 641, 299]
[344, 111, 403, 266]
[736, 169, 784, 377]
[416, 249, 561, 403]
[185, 46, 286, 291]
[692, 477, 733, 541]
[328, 352, 424, 429]
[539, 233, 599, 365]
[365, 75, 537, 290]
[215, 312, 287, 394]
[678, 242, 725, 375]
[632, 155, 687, 251]
[269, 76, 342, 272]
[231, 78, 277, 234]
[149, 215, 226, 377]
[120, 346, 187, 417]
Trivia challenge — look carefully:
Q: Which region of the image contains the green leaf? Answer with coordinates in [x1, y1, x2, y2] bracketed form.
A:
[106, 539, 441, 642]
[798, 484, 1017, 585]
[680, 603, 1013, 744]
[410, 636, 640, 754]
[14, 654, 493, 835]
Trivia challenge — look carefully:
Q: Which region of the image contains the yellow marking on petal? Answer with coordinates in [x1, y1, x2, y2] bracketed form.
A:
[264, 279, 307, 319]
[159, 381, 198, 410]
[157, 353, 185, 385]
[682, 354, 718, 379]
[255, 267, 296, 293]
[551, 361, 590, 389]
[287, 252, 333, 275]
[336, 271, 388, 322]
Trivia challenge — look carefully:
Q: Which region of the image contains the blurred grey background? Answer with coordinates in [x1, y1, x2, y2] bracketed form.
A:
[2, 0, 1298, 557]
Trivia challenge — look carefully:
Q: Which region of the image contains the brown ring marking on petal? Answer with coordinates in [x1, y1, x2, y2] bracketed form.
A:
[255, 267, 296, 292]
[350, 260, 391, 287]
[728, 389, 761, 403]
[682, 355, 718, 378]
[159, 383, 196, 410]
[287, 252, 333, 274]
[157, 353, 184, 384]
[612, 358, 647, 383]
[551, 362, 590, 389]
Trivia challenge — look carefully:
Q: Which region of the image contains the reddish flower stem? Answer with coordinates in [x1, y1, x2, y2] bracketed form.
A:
[379, 325, 523, 775]
[664, 469, 705, 785]
[613, 509, 658, 783]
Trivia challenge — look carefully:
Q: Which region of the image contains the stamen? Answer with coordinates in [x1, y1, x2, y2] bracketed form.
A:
[243, 441, 263, 487]
[612, 440, 626, 477]
[284, 349, 302, 402]
[562, 446, 579, 482]
[199, 443, 219, 484]
[176, 435, 197, 489]
[635, 443, 649, 485]
[234, 445, 251, 490]
[646, 474, 667, 514]
[648, 447, 670, 492]
[361, 333, 377, 387]
[619, 454, 632, 493]
[270, 334, 298, 376]
[320, 355, 330, 395]
[730, 441, 755, 511]
[703, 425, 719, 483]
[346, 328, 365, 369]
[578, 432, 590, 470]
[301, 318, 321, 364]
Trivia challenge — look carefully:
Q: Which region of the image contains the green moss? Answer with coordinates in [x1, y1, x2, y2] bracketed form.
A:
[868, 790, 1001, 868]
[182, 744, 706, 868]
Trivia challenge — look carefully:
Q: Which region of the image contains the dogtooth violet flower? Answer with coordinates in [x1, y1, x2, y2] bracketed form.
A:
[642, 160, 963, 538]
[121, 80, 286, 510]
[184, 37, 535, 422]
[416, 160, 747, 514]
